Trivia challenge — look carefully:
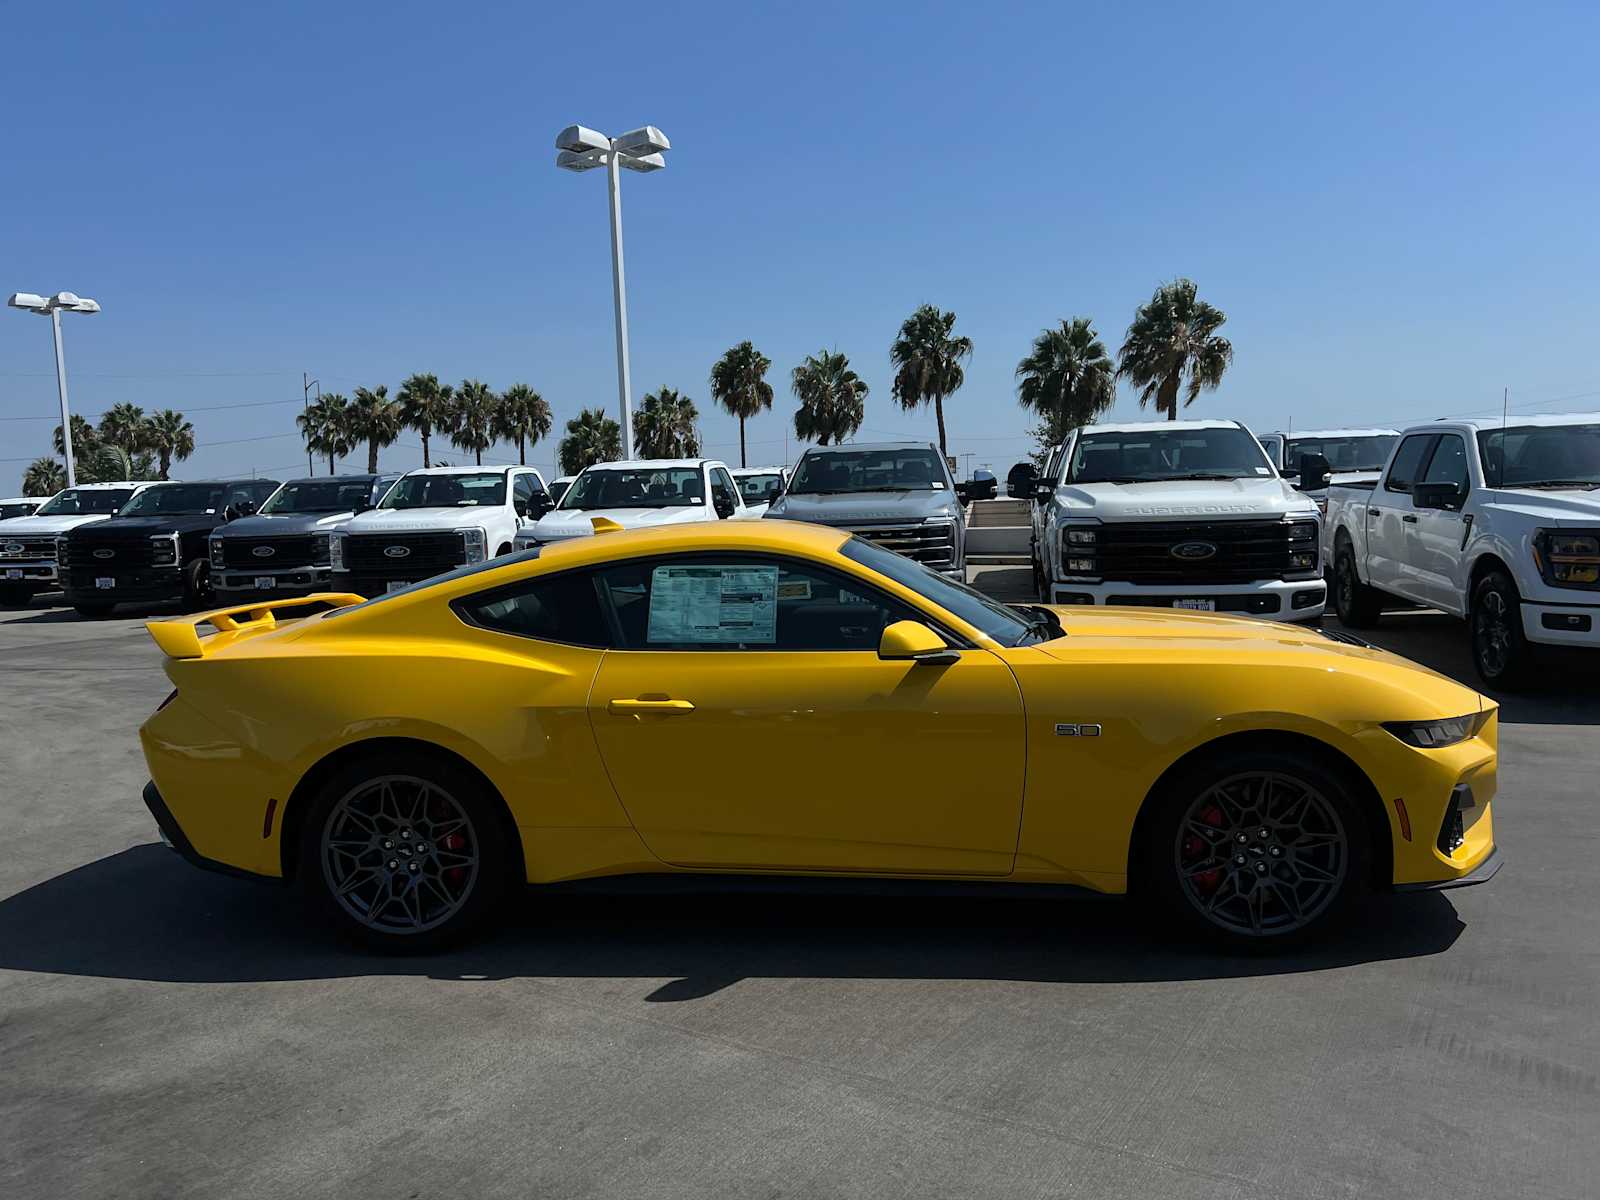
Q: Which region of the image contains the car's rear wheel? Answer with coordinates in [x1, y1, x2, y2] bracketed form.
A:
[298, 750, 513, 951]
[1333, 545, 1382, 628]
[1471, 569, 1533, 690]
[1141, 748, 1370, 949]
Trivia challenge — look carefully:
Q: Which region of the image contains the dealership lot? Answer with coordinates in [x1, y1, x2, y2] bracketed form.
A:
[1, 581, 1596, 1199]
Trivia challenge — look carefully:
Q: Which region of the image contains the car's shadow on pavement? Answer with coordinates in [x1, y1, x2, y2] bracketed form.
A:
[0, 845, 1465, 997]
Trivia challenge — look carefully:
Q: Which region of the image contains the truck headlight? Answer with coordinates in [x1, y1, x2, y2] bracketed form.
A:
[1066, 528, 1097, 546]
[462, 526, 487, 563]
[150, 533, 180, 566]
[310, 533, 331, 565]
[208, 539, 225, 568]
[1382, 713, 1487, 748]
[329, 532, 347, 572]
[1287, 520, 1317, 543]
[1534, 529, 1600, 587]
[1060, 522, 1101, 580]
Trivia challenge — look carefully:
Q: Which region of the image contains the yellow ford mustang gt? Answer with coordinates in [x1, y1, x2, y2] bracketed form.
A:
[139, 520, 1500, 950]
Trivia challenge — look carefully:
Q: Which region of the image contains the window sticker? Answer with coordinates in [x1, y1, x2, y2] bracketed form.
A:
[776, 579, 812, 601]
[648, 565, 778, 644]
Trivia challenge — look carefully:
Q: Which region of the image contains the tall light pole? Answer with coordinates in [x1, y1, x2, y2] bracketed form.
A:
[556, 124, 671, 461]
[302, 372, 321, 475]
[8, 290, 101, 487]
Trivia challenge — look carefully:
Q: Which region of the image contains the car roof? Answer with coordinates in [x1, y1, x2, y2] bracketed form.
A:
[147, 477, 275, 485]
[1273, 427, 1399, 438]
[1079, 419, 1244, 434]
[581, 458, 720, 470]
[730, 466, 784, 475]
[1438, 412, 1600, 432]
[532, 519, 847, 568]
[1, 496, 46, 503]
[800, 441, 935, 454]
[56, 480, 147, 490]
[280, 473, 383, 485]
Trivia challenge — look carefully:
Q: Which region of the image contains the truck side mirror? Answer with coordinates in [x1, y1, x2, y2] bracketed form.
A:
[1412, 481, 1464, 511]
[1298, 453, 1332, 493]
[1033, 482, 1053, 504]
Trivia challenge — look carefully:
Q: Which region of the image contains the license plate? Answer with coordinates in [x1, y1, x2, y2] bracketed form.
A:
[95, 576, 116, 590]
[1174, 599, 1216, 611]
[385, 580, 409, 593]
[4, 568, 19, 580]
[254, 576, 277, 590]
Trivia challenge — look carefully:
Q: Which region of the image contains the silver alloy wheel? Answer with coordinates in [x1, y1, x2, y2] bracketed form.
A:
[1174, 770, 1348, 937]
[321, 774, 480, 934]
[1474, 587, 1512, 678]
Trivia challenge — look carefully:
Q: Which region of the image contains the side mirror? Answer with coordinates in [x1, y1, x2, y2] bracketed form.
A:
[1412, 481, 1464, 511]
[1033, 482, 1053, 504]
[766, 482, 782, 501]
[1298, 453, 1331, 493]
[878, 620, 960, 665]
[714, 496, 735, 518]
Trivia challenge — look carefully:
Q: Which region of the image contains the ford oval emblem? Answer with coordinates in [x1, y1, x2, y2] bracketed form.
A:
[2, 542, 22, 555]
[1170, 541, 1217, 561]
[93, 548, 115, 560]
[384, 545, 411, 559]
[252, 545, 276, 558]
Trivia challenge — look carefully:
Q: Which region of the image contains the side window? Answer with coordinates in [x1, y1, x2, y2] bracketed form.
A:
[596, 557, 915, 651]
[1384, 435, 1436, 494]
[456, 569, 612, 647]
[710, 469, 738, 516]
[1420, 435, 1469, 492]
[513, 474, 534, 506]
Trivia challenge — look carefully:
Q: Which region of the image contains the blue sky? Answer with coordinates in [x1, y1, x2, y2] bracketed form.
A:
[4, 1, 1598, 489]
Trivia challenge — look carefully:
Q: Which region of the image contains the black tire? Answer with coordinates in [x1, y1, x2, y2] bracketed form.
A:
[1138, 747, 1371, 950]
[297, 748, 515, 952]
[181, 558, 213, 611]
[495, 543, 512, 557]
[1333, 544, 1383, 628]
[73, 602, 115, 618]
[0, 582, 35, 607]
[1471, 568, 1535, 690]
[1031, 542, 1048, 602]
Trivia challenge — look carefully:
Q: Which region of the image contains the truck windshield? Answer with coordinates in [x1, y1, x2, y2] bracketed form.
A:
[840, 535, 1048, 647]
[1066, 428, 1273, 483]
[118, 483, 227, 516]
[381, 473, 506, 509]
[560, 468, 703, 510]
[261, 479, 374, 514]
[735, 472, 783, 501]
[789, 449, 946, 494]
[36, 488, 136, 516]
[1282, 435, 1397, 477]
[0, 502, 39, 519]
[1478, 424, 1600, 488]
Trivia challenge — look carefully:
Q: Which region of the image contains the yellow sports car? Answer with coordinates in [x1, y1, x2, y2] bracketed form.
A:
[139, 520, 1500, 950]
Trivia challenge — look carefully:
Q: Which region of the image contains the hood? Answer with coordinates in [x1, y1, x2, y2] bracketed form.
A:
[531, 506, 710, 540]
[75, 514, 221, 537]
[766, 489, 960, 524]
[342, 507, 496, 534]
[1481, 487, 1600, 527]
[214, 511, 355, 538]
[1050, 476, 1317, 522]
[0, 512, 116, 535]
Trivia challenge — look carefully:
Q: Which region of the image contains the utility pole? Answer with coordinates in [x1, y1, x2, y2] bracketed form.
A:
[302, 373, 320, 475]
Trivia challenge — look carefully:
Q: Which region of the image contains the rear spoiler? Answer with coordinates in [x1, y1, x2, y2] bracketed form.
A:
[146, 593, 364, 660]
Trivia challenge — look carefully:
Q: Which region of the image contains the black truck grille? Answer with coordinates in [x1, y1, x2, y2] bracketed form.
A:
[221, 535, 319, 569]
[845, 522, 956, 568]
[64, 536, 156, 569]
[346, 532, 464, 578]
[1089, 520, 1308, 584]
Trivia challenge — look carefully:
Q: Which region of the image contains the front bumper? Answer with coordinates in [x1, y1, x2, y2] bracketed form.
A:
[215, 566, 334, 600]
[0, 560, 57, 584]
[1394, 845, 1502, 891]
[1047, 577, 1326, 622]
[1521, 600, 1600, 648]
[62, 568, 183, 605]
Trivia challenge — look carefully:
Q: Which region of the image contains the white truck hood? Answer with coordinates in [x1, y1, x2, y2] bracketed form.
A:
[341, 507, 496, 534]
[1052, 476, 1319, 521]
[0, 512, 115, 535]
[1481, 487, 1600, 526]
[531, 506, 710, 540]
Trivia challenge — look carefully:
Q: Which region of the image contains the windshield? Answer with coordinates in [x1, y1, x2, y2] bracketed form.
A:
[0, 502, 39, 519]
[1066, 428, 1274, 483]
[560, 467, 704, 510]
[1282, 435, 1398, 477]
[36, 488, 136, 516]
[735, 473, 783, 501]
[549, 480, 571, 505]
[118, 483, 228, 516]
[262, 479, 376, 514]
[789, 449, 947, 494]
[1478, 424, 1600, 488]
[380, 472, 506, 509]
[840, 536, 1047, 647]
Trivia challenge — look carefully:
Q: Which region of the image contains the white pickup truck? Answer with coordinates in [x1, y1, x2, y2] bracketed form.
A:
[1257, 427, 1400, 511]
[515, 458, 749, 548]
[1325, 414, 1600, 686]
[331, 465, 551, 596]
[1033, 419, 1325, 622]
[0, 481, 151, 606]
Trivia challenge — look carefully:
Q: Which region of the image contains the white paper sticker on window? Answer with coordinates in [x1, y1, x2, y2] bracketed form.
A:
[648, 565, 778, 644]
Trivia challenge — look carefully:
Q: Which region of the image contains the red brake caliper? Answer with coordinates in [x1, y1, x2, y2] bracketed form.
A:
[1185, 804, 1225, 894]
[442, 831, 467, 889]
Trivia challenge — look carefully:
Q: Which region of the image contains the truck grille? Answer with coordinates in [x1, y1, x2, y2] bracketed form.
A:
[345, 531, 464, 579]
[1087, 520, 1310, 584]
[845, 522, 956, 568]
[0, 536, 59, 562]
[221, 535, 319, 569]
[64, 535, 156, 569]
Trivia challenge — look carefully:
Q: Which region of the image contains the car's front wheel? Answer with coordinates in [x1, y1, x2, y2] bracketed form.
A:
[1471, 568, 1534, 690]
[298, 750, 513, 951]
[1141, 748, 1370, 949]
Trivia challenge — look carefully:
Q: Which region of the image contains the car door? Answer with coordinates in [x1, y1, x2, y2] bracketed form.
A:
[1366, 433, 1435, 601]
[1409, 433, 1472, 613]
[585, 553, 1027, 874]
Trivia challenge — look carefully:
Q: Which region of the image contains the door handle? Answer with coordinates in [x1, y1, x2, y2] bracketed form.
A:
[607, 698, 696, 715]
[1368, 508, 1382, 517]
[1402, 514, 1418, 524]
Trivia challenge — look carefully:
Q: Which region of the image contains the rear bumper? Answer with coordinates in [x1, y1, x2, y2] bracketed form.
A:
[1394, 845, 1502, 891]
[142, 780, 277, 883]
[1048, 578, 1326, 622]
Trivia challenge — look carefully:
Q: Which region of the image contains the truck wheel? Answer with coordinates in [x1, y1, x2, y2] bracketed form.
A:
[1333, 546, 1382, 628]
[181, 559, 214, 611]
[1031, 545, 1047, 601]
[73, 603, 115, 619]
[1139, 747, 1370, 950]
[0, 582, 35, 607]
[1471, 569, 1534, 690]
[297, 748, 514, 952]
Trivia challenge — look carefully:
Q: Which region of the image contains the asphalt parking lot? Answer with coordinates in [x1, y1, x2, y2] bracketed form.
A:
[2, 576, 1596, 1200]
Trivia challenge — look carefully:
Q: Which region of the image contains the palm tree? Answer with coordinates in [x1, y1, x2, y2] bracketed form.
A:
[347, 385, 402, 472]
[1015, 318, 1117, 450]
[634, 388, 701, 458]
[709, 342, 774, 467]
[98, 403, 148, 454]
[558, 408, 622, 475]
[450, 379, 498, 465]
[54, 414, 100, 460]
[889, 305, 972, 456]
[298, 394, 353, 474]
[22, 457, 66, 496]
[1116, 279, 1234, 420]
[792, 350, 868, 446]
[494, 384, 553, 466]
[397, 373, 453, 468]
[143, 409, 196, 479]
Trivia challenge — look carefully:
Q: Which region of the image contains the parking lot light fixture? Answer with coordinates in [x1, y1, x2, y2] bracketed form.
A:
[8, 289, 101, 487]
[555, 122, 672, 461]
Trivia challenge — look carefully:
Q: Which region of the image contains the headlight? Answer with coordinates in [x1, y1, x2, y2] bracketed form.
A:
[1060, 522, 1101, 579]
[1287, 521, 1317, 543]
[1066, 528, 1097, 546]
[150, 533, 179, 566]
[208, 539, 225, 568]
[1534, 528, 1600, 587]
[329, 532, 347, 572]
[461, 526, 487, 563]
[310, 533, 331, 565]
[1382, 713, 1487, 748]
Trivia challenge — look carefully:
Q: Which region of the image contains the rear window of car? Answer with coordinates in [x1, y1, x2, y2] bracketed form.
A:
[454, 568, 612, 647]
